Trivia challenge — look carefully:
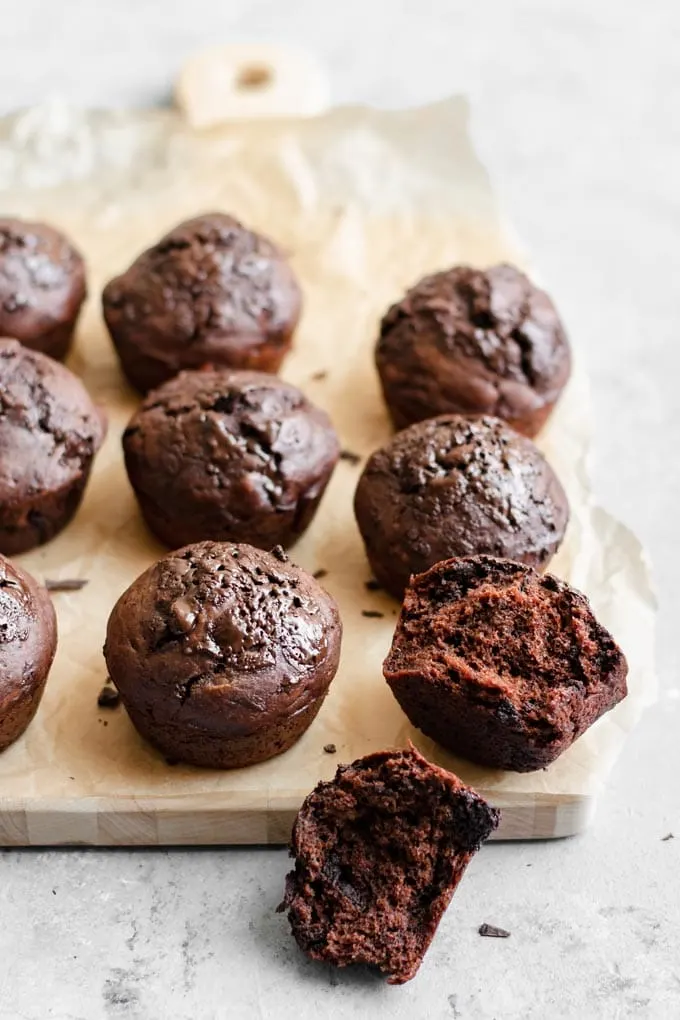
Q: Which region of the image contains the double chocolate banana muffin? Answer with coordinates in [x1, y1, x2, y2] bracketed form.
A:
[354, 414, 568, 599]
[123, 368, 339, 551]
[0, 554, 57, 753]
[282, 745, 499, 983]
[104, 542, 342, 769]
[0, 339, 105, 554]
[0, 217, 86, 361]
[376, 264, 571, 437]
[102, 213, 302, 393]
[383, 556, 628, 772]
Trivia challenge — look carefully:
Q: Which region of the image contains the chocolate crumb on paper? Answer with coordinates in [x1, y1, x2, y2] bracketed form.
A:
[361, 609, 384, 619]
[313, 568, 328, 580]
[339, 449, 361, 465]
[478, 923, 510, 938]
[311, 370, 328, 381]
[661, 832, 674, 841]
[97, 686, 121, 709]
[45, 578, 89, 592]
[323, 743, 337, 754]
[364, 579, 382, 591]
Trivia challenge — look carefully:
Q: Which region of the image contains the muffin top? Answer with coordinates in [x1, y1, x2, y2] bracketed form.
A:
[0, 217, 86, 346]
[376, 264, 571, 432]
[354, 414, 568, 597]
[123, 367, 339, 540]
[104, 542, 342, 736]
[0, 339, 104, 504]
[102, 213, 301, 384]
[0, 553, 57, 701]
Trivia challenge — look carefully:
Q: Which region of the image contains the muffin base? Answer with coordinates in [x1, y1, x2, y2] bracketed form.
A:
[122, 697, 327, 769]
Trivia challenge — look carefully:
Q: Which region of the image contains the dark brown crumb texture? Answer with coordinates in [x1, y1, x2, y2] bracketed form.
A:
[283, 745, 499, 983]
[383, 556, 628, 772]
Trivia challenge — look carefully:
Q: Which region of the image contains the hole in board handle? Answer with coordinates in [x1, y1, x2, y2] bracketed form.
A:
[236, 65, 273, 91]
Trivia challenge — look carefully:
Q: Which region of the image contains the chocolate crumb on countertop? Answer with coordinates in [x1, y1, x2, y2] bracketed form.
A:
[323, 743, 337, 754]
[45, 578, 89, 592]
[97, 686, 121, 709]
[478, 923, 511, 938]
[340, 449, 361, 465]
[362, 609, 384, 618]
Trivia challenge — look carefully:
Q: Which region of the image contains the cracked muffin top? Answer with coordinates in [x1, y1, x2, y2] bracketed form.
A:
[0, 338, 105, 503]
[375, 264, 571, 437]
[102, 213, 302, 392]
[354, 414, 569, 599]
[104, 541, 342, 740]
[122, 367, 339, 550]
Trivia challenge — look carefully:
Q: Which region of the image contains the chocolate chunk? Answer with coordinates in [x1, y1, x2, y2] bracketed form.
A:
[479, 923, 510, 938]
[44, 578, 89, 592]
[97, 686, 121, 709]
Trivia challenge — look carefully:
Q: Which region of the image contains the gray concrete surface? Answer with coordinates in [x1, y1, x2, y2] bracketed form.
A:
[0, 2, 679, 1017]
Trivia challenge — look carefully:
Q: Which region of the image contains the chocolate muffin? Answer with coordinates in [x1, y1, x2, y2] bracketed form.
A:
[104, 542, 342, 769]
[282, 745, 499, 984]
[354, 415, 568, 599]
[102, 213, 302, 393]
[383, 556, 628, 772]
[0, 554, 57, 753]
[123, 368, 339, 551]
[0, 217, 86, 361]
[0, 339, 105, 554]
[376, 264, 571, 436]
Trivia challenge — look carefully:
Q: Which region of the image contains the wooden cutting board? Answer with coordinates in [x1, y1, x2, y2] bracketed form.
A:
[0, 55, 656, 846]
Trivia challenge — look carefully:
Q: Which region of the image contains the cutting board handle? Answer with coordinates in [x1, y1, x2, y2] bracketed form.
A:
[175, 43, 331, 127]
